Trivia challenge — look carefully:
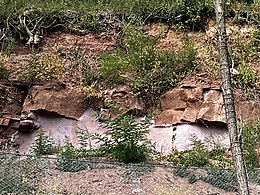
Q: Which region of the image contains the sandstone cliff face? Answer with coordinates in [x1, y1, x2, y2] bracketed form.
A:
[155, 74, 260, 126]
[0, 25, 259, 153]
[22, 83, 88, 120]
[0, 72, 259, 153]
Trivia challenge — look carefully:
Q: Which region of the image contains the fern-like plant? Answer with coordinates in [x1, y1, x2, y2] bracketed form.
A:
[94, 115, 153, 163]
[32, 128, 55, 156]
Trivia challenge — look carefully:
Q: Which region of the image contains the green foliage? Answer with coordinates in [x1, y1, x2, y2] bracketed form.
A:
[241, 121, 260, 168]
[0, 0, 258, 53]
[233, 65, 257, 97]
[204, 169, 238, 192]
[59, 47, 100, 86]
[94, 115, 153, 163]
[208, 147, 233, 168]
[56, 139, 86, 172]
[168, 135, 232, 168]
[100, 28, 157, 86]
[0, 153, 44, 194]
[20, 51, 64, 82]
[169, 136, 209, 167]
[32, 128, 55, 156]
[181, 137, 209, 167]
[1, 36, 15, 55]
[101, 28, 197, 104]
[171, 0, 214, 30]
[133, 39, 196, 103]
[231, 1, 259, 25]
[231, 28, 259, 97]
[187, 172, 198, 184]
[0, 63, 9, 79]
[76, 127, 103, 158]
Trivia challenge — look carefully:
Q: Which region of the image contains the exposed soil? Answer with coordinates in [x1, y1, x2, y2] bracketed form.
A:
[42, 166, 237, 195]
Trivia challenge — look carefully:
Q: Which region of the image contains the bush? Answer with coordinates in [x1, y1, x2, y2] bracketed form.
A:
[233, 65, 257, 97]
[94, 115, 153, 163]
[56, 139, 86, 172]
[205, 169, 238, 192]
[242, 121, 260, 168]
[0, 63, 9, 79]
[0, 54, 10, 78]
[100, 28, 197, 105]
[25, 51, 64, 82]
[168, 135, 209, 167]
[133, 39, 196, 103]
[32, 128, 56, 156]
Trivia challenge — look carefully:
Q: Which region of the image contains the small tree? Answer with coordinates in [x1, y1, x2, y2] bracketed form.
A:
[95, 115, 153, 163]
[32, 128, 55, 156]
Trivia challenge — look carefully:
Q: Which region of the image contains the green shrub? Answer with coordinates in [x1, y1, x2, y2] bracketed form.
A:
[32, 128, 56, 156]
[0, 0, 258, 53]
[100, 28, 197, 105]
[169, 136, 209, 167]
[94, 115, 153, 163]
[205, 169, 238, 192]
[0, 64, 9, 79]
[30, 51, 64, 82]
[56, 139, 86, 172]
[76, 127, 103, 158]
[172, 166, 188, 177]
[232, 65, 257, 97]
[133, 39, 196, 103]
[242, 121, 260, 168]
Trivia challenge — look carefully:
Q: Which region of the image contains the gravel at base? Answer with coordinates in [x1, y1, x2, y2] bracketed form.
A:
[42, 166, 237, 195]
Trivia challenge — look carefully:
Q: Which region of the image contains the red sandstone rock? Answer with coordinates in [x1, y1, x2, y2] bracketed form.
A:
[155, 74, 260, 125]
[22, 83, 88, 120]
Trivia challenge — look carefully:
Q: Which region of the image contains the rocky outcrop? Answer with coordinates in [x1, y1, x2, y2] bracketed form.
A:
[156, 74, 260, 125]
[100, 85, 145, 119]
[22, 83, 89, 120]
[0, 83, 26, 133]
[0, 84, 25, 119]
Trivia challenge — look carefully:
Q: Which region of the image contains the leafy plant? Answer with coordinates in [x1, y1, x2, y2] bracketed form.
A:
[241, 120, 260, 168]
[76, 127, 103, 158]
[77, 127, 93, 150]
[204, 169, 238, 192]
[133, 39, 196, 103]
[0, 54, 10, 78]
[32, 128, 56, 156]
[169, 135, 209, 167]
[233, 65, 257, 97]
[94, 115, 153, 163]
[187, 172, 198, 184]
[101, 28, 197, 106]
[0, 63, 9, 79]
[21, 51, 64, 82]
[56, 139, 86, 172]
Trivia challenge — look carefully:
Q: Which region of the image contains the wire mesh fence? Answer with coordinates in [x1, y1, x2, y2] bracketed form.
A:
[0, 152, 259, 195]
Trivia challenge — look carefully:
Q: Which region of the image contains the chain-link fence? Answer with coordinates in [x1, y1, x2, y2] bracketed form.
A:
[0, 152, 259, 195]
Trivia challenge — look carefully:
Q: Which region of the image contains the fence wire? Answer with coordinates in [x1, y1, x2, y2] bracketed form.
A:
[0, 152, 259, 195]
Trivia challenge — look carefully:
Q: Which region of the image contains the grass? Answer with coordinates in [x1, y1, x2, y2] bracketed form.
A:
[0, 0, 259, 54]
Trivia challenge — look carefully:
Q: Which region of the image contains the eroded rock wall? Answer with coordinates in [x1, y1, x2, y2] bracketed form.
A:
[156, 74, 260, 126]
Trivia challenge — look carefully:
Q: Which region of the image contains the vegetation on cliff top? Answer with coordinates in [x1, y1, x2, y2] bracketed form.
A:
[0, 0, 259, 104]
